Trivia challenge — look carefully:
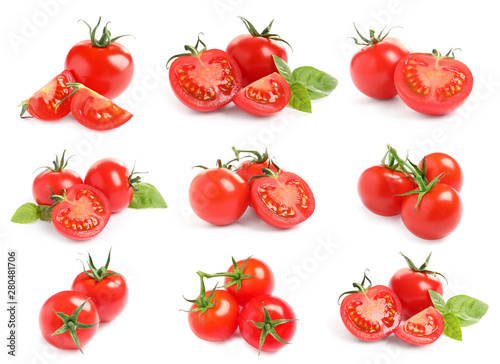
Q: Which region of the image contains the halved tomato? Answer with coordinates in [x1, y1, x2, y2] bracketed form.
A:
[51, 184, 111, 240]
[394, 306, 444, 345]
[233, 72, 290, 116]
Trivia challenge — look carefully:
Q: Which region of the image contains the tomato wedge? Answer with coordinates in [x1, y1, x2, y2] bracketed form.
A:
[233, 72, 290, 116]
[395, 306, 444, 345]
[51, 184, 111, 240]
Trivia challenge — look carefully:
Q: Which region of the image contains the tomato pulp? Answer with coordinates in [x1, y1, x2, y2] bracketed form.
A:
[395, 306, 444, 345]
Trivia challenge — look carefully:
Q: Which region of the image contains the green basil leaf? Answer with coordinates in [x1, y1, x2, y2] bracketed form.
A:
[445, 295, 489, 327]
[129, 183, 167, 209]
[291, 66, 338, 100]
[11, 203, 40, 224]
[272, 55, 292, 82]
[39, 205, 53, 222]
[442, 312, 463, 341]
[288, 82, 312, 113]
[428, 290, 446, 315]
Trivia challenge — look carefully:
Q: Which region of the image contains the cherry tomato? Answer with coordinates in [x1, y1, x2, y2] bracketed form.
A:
[394, 306, 444, 345]
[394, 49, 473, 115]
[168, 35, 242, 112]
[358, 165, 415, 216]
[85, 158, 134, 213]
[226, 17, 289, 87]
[189, 163, 249, 226]
[239, 295, 297, 353]
[350, 25, 411, 99]
[233, 148, 279, 189]
[339, 272, 402, 341]
[39, 290, 99, 352]
[250, 170, 315, 229]
[51, 184, 111, 241]
[401, 183, 463, 240]
[71, 251, 128, 322]
[233, 73, 290, 116]
[419, 152, 463, 193]
[32, 151, 82, 206]
[64, 18, 134, 99]
[19, 70, 75, 121]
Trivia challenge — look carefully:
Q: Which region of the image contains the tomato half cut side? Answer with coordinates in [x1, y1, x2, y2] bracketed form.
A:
[233, 72, 290, 116]
[395, 306, 444, 345]
[51, 184, 111, 240]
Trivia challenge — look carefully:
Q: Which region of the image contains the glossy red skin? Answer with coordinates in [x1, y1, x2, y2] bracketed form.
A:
[51, 184, 111, 241]
[65, 40, 134, 99]
[227, 34, 288, 87]
[25, 70, 75, 121]
[358, 165, 415, 216]
[85, 158, 132, 213]
[250, 172, 315, 229]
[169, 49, 242, 112]
[394, 53, 473, 115]
[239, 295, 296, 352]
[395, 306, 444, 345]
[401, 183, 463, 240]
[39, 290, 99, 350]
[340, 285, 403, 341]
[70, 86, 133, 131]
[233, 72, 291, 116]
[236, 160, 279, 189]
[187, 289, 239, 342]
[32, 169, 83, 206]
[224, 258, 275, 306]
[72, 270, 128, 322]
[389, 268, 443, 318]
[350, 37, 411, 99]
[419, 153, 463, 193]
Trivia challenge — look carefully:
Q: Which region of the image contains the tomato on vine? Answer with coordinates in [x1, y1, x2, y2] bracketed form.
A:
[419, 152, 463, 193]
[232, 147, 279, 188]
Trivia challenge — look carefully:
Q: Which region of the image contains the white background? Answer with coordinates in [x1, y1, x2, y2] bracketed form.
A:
[1, 0, 499, 363]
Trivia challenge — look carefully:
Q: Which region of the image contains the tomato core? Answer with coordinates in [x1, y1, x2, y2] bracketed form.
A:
[56, 188, 105, 231]
[402, 312, 439, 337]
[346, 292, 399, 334]
[257, 179, 310, 218]
[245, 81, 282, 104]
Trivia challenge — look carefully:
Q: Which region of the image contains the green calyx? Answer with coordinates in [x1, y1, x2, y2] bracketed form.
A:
[166, 33, 207, 69]
[127, 162, 147, 193]
[337, 270, 372, 304]
[199, 256, 255, 291]
[232, 146, 270, 165]
[79, 249, 125, 282]
[182, 272, 218, 321]
[350, 23, 401, 47]
[79, 17, 133, 48]
[50, 298, 100, 354]
[55, 83, 85, 112]
[18, 100, 30, 118]
[238, 16, 292, 50]
[246, 160, 282, 186]
[427, 48, 461, 60]
[399, 252, 448, 283]
[193, 157, 240, 172]
[35, 150, 74, 174]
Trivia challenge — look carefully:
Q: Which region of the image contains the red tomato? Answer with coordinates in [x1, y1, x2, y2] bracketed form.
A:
[51, 184, 111, 241]
[19, 70, 75, 121]
[226, 17, 289, 87]
[85, 158, 134, 213]
[358, 165, 415, 216]
[189, 165, 249, 226]
[395, 306, 444, 345]
[65, 18, 134, 99]
[350, 25, 411, 99]
[419, 152, 463, 193]
[39, 290, 99, 352]
[32, 151, 82, 206]
[394, 50, 473, 115]
[250, 171, 315, 229]
[401, 183, 463, 240]
[187, 289, 240, 342]
[239, 295, 297, 353]
[234, 148, 280, 189]
[233, 73, 290, 116]
[67, 83, 133, 131]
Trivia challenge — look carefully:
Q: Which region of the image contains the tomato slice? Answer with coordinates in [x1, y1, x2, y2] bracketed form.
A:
[250, 171, 315, 229]
[394, 51, 473, 115]
[51, 184, 111, 240]
[20, 70, 75, 121]
[233, 72, 290, 116]
[68, 83, 133, 130]
[395, 306, 444, 345]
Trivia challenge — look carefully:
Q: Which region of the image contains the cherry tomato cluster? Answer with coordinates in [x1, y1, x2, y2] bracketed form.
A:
[19, 18, 133, 130]
[39, 250, 128, 353]
[189, 148, 315, 229]
[12, 151, 167, 240]
[350, 24, 473, 115]
[184, 257, 297, 354]
[358, 145, 463, 240]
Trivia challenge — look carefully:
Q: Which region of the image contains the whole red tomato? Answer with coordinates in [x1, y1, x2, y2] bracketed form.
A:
[350, 25, 411, 99]
[233, 148, 279, 188]
[32, 151, 83, 206]
[65, 18, 134, 99]
[227, 17, 290, 87]
[419, 152, 463, 193]
[39, 290, 99, 353]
